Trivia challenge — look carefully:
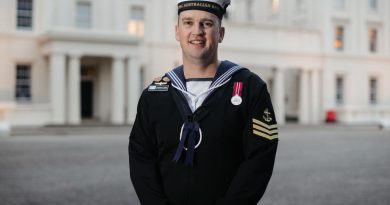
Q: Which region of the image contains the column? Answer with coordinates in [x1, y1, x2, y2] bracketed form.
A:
[68, 54, 81, 124]
[49, 53, 66, 124]
[299, 69, 310, 124]
[273, 68, 285, 125]
[127, 57, 141, 124]
[311, 69, 320, 124]
[111, 56, 125, 124]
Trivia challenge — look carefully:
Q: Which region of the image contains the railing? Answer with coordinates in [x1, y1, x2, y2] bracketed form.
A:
[335, 105, 390, 124]
[0, 90, 50, 104]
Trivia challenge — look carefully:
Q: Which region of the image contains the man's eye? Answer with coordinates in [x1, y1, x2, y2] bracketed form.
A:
[204, 22, 213, 27]
[183, 21, 193, 26]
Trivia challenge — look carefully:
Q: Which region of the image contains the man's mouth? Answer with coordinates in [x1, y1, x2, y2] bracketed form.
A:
[189, 40, 205, 45]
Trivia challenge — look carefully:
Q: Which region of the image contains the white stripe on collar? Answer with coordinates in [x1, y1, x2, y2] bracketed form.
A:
[167, 71, 186, 90]
[210, 65, 241, 88]
[167, 64, 242, 92]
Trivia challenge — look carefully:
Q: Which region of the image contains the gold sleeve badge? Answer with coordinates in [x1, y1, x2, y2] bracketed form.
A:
[252, 108, 278, 140]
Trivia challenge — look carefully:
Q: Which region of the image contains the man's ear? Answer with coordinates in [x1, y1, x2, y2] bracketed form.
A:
[175, 25, 180, 41]
[219, 26, 225, 43]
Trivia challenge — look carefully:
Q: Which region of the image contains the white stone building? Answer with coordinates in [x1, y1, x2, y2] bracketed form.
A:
[0, 0, 389, 127]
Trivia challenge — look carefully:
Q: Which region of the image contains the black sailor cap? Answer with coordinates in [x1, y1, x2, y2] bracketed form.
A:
[177, 0, 231, 19]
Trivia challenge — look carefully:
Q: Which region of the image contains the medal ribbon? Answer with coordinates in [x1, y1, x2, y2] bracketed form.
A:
[232, 82, 243, 97]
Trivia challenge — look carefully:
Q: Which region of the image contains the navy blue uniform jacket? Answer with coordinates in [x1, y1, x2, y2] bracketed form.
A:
[129, 61, 278, 205]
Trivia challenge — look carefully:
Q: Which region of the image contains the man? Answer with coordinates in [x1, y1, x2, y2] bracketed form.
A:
[129, 1, 278, 205]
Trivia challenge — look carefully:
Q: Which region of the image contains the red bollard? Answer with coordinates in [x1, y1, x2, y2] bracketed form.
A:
[326, 110, 337, 123]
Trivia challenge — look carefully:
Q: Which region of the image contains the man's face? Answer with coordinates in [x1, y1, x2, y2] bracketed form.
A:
[176, 10, 225, 62]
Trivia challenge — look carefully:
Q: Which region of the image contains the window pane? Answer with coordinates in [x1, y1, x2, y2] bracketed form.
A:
[334, 0, 345, 9]
[76, 1, 91, 28]
[128, 6, 145, 36]
[15, 65, 32, 102]
[17, 0, 33, 29]
[296, 0, 307, 12]
[336, 76, 344, 105]
[369, 78, 378, 104]
[369, 0, 378, 10]
[334, 26, 344, 51]
[271, 0, 280, 13]
[18, 0, 33, 10]
[247, 0, 253, 21]
[130, 6, 144, 20]
[369, 28, 377, 52]
[223, 10, 230, 20]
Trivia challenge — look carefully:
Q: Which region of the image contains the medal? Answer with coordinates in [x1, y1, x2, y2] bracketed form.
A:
[231, 95, 242, 105]
[163, 76, 171, 82]
[231, 82, 243, 106]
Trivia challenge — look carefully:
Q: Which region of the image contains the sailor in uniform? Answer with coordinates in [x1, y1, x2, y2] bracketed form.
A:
[129, 1, 278, 205]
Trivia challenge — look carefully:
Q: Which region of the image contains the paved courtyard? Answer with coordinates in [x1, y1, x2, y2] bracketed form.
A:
[0, 125, 389, 205]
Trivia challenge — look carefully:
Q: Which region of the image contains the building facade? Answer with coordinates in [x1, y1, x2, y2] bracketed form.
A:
[0, 0, 389, 126]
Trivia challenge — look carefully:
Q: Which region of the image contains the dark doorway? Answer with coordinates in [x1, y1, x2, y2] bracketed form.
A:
[81, 81, 93, 118]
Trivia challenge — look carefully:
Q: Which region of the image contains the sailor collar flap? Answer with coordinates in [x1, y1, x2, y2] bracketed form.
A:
[166, 60, 243, 93]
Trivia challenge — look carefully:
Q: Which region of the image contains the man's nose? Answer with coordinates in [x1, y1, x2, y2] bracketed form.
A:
[192, 23, 205, 35]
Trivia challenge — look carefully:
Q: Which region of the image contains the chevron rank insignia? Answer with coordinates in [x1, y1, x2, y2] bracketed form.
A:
[252, 116, 278, 140]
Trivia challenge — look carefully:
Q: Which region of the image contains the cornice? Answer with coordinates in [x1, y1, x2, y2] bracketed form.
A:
[37, 29, 142, 45]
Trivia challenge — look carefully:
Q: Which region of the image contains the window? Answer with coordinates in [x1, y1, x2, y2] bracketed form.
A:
[369, 78, 378, 104]
[334, 0, 346, 10]
[17, 0, 33, 29]
[369, 0, 378, 10]
[271, 0, 280, 13]
[246, 0, 253, 22]
[335, 76, 344, 105]
[247, 0, 253, 22]
[140, 67, 145, 91]
[15, 65, 32, 102]
[128, 6, 145, 36]
[369, 28, 378, 52]
[296, 0, 307, 12]
[267, 78, 274, 95]
[76, 1, 92, 28]
[223, 10, 230, 21]
[334, 26, 344, 51]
